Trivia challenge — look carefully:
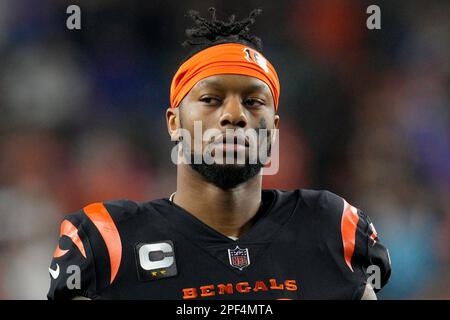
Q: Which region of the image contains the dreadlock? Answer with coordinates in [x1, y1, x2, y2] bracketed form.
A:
[181, 7, 263, 62]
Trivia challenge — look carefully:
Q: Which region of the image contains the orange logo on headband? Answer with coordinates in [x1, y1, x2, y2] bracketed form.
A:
[243, 47, 269, 73]
[170, 43, 280, 111]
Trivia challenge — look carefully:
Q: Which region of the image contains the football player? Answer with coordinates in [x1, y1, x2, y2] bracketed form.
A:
[48, 8, 391, 300]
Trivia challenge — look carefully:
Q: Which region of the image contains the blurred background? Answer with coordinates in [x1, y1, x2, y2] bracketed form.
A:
[0, 0, 448, 299]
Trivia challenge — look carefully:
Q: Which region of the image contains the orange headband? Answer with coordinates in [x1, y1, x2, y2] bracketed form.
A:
[170, 43, 280, 111]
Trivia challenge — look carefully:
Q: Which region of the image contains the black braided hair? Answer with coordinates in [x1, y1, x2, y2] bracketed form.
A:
[181, 7, 263, 62]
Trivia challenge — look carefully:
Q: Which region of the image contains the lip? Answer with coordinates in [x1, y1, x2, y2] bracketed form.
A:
[212, 134, 249, 147]
[217, 143, 247, 153]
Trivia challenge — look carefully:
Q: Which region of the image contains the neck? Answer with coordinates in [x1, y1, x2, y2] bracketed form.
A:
[173, 164, 262, 238]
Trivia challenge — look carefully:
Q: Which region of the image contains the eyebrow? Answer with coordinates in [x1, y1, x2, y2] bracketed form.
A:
[197, 79, 270, 94]
[243, 83, 270, 93]
[197, 79, 224, 90]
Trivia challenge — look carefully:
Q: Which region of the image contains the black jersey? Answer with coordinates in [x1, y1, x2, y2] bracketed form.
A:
[47, 189, 391, 300]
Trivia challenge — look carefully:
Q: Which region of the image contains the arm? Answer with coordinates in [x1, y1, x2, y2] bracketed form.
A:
[48, 216, 97, 300]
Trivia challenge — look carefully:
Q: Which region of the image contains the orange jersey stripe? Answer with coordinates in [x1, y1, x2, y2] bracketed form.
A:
[83, 203, 122, 284]
[53, 246, 69, 258]
[53, 219, 87, 258]
[340, 200, 360, 272]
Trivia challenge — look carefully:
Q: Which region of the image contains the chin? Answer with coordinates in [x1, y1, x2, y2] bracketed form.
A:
[189, 162, 263, 190]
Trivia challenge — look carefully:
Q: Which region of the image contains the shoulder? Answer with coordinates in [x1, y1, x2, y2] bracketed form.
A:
[273, 188, 345, 215]
[290, 188, 367, 252]
[290, 188, 391, 294]
[58, 200, 143, 283]
[49, 199, 152, 299]
[297, 188, 344, 210]
[62, 199, 145, 233]
[81, 199, 141, 222]
[267, 189, 347, 223]
[293, 189, 365, 230]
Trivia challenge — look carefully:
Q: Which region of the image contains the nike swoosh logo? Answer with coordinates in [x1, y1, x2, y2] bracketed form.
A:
[49, 263, 60, 279]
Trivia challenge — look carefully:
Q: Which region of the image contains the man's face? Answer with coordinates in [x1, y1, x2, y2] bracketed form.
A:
[167, 74, 280, 189]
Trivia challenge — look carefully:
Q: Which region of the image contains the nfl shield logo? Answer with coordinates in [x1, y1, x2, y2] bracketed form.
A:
[228, 245, 250, 270]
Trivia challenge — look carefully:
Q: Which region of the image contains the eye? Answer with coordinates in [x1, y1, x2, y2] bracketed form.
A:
[199, 96, 221, 105]
[243, 98, 264, 107]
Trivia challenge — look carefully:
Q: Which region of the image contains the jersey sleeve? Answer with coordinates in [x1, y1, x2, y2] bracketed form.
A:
[318, 191, 392, 298]
[352, 209, 392, 292]
[47, 212, 98, 300]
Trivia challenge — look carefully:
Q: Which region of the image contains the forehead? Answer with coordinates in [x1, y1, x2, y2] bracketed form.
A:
[192, 74, 271, 94]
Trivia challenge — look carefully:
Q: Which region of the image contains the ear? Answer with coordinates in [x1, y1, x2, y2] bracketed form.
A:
[166, 107, 181, 141]
[273, 114, 280, 129]
[270, 114, 280, 145]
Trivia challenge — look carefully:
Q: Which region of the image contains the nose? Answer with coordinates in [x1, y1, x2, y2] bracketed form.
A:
[219, 96, 247, 129]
